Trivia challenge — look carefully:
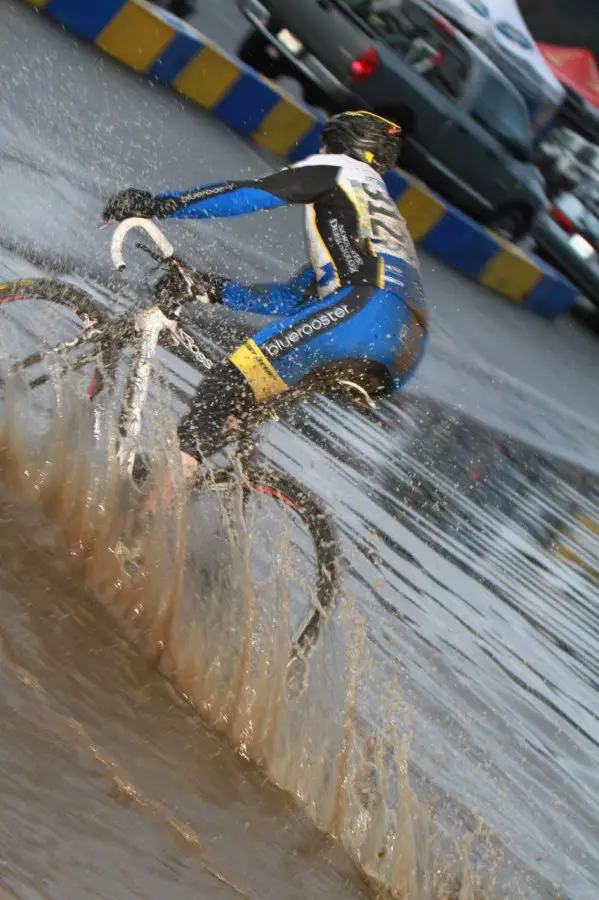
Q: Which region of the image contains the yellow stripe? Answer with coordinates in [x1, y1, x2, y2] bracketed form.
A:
[478, 242, 541, 302]
[95, 1, 175, 74]
[252, 97, 315, 156]
[396, 185, 445, 242]
[25, 0, 49, 7]
[343, 110, 401, 131]
[229, 340, 288, 401]
[577, 514, 599, 535]
[173, 45, 242, 109]
[555, 544, 599, 580]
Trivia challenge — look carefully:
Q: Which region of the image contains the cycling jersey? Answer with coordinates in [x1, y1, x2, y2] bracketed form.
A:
[157, 154, 425, 323]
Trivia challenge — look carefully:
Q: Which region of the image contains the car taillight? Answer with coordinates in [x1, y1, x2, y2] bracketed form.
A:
[349, 47, 380, 83]
[550, 206, 575, 232]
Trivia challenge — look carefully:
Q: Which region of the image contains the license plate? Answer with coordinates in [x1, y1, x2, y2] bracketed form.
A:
[277, 28, 304, 56]
[569, 233, 596, 260]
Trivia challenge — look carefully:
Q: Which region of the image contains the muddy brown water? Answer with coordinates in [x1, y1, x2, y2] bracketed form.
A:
[0, 411, 372, 900]
[2, 3, 599, 894]
[0, 372, 499, 900]
[1, 354, 598, 900]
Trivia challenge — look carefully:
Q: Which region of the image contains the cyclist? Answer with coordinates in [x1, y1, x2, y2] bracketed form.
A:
[103, 110, 428, 491]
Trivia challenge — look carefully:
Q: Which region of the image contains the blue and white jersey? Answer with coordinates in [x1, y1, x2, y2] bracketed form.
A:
[293, 153, 419, 299]
[153, 152, 425, 323]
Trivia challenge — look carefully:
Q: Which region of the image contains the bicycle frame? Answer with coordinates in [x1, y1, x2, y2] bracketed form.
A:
[108, 217, 215, 474]
[107, 217, 376, 475]
[116, 305, 183, 472]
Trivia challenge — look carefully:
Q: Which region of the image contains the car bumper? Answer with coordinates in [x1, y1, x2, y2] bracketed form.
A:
[238, 0, 363, 107]
[533, 214, 599, 307]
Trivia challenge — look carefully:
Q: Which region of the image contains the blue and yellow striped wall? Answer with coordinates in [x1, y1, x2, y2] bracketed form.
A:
[24, 0, 577, 320]
[26, 0, 323, 159]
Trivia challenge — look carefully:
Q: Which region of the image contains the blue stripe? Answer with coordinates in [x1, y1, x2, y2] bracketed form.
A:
[287, 123, 324, 163]
[166, 186, 287, 220]
[421, 208, 498, 279]
[288, 265, 316, 296]
[522, 273, 577, 319]
[317, 262, 336, 287]
[45, 0, 127, 41]
[148, 31, 205, 85]
[213, 73, 280, 136]
[383, 169, 411, 201]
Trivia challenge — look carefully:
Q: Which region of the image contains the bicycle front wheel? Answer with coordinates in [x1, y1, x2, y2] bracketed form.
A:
[0, 278, 110, 401]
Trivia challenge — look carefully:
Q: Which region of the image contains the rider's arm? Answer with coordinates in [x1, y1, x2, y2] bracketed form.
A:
[153, 161, 340, 220]
[222, 265, 317, 316]
[287, 264, 317, 299]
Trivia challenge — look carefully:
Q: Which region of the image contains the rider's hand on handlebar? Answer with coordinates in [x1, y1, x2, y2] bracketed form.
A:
[103, 188, 181, 223]
[103, 188, 155, 222]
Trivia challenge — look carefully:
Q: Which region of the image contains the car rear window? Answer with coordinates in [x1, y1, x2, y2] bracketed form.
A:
[343, 0, 470, 99]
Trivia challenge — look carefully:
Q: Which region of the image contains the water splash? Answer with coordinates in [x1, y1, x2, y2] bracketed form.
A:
[0, 373, 493, 900]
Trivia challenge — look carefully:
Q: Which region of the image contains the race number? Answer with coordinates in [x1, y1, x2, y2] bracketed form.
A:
[361, 179, 406, 249]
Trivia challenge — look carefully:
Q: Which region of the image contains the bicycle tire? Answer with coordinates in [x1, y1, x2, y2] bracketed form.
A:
[196, 464, 341, 659]
[0, 278, 109, 398]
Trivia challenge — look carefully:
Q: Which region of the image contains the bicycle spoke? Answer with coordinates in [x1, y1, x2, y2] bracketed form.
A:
[0, 280, 110, 406]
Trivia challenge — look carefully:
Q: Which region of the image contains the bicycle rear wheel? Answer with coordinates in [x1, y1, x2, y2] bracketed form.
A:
[0, 278, 109, 400]
[247, 466, 341, 657]
[194, 464, 341, 661]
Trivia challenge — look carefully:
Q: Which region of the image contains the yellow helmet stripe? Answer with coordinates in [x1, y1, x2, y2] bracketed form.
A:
[342, 110, 402, 132]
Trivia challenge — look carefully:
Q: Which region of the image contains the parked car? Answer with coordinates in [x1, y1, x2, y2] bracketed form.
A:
[532, 181, 599, 307]
[536, 128, 599, 198]
[237, 0, 548, 239]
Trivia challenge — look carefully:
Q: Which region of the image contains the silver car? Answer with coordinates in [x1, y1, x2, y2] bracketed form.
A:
[533, 182, 599, 308]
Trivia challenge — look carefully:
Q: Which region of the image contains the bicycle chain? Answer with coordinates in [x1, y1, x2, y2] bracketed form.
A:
[172, 324, 214, 371]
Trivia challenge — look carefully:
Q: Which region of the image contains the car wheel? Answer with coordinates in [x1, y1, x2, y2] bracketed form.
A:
[163, 0, 195, 18]
[489, 205, 532, 242]
[238, 29, 282, 78]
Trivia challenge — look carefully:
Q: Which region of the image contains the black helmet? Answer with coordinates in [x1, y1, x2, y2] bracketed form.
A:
[320, 110, 402, 173]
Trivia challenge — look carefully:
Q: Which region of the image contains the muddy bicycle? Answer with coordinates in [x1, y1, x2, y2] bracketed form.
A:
[0, 219, 379, 662]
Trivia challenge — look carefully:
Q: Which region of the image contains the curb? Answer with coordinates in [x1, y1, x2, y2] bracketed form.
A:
[26, 0, 578, 320]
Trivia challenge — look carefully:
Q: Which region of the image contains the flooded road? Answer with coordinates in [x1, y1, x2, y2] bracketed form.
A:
[0, 472, 370, 900]
[0, 371, 598, 900]
[1, 3, 599, 899]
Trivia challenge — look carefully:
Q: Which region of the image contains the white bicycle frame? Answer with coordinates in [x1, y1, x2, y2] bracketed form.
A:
[109, 217, 211, 474]
[107, 217, 375, 474]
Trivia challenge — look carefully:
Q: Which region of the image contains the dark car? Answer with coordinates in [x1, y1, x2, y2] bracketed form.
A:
[533, 181, 599, 308]
[237, 0, 548, 239]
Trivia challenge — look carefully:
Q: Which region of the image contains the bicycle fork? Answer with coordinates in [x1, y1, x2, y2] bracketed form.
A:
[117, 307, 180, 474]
